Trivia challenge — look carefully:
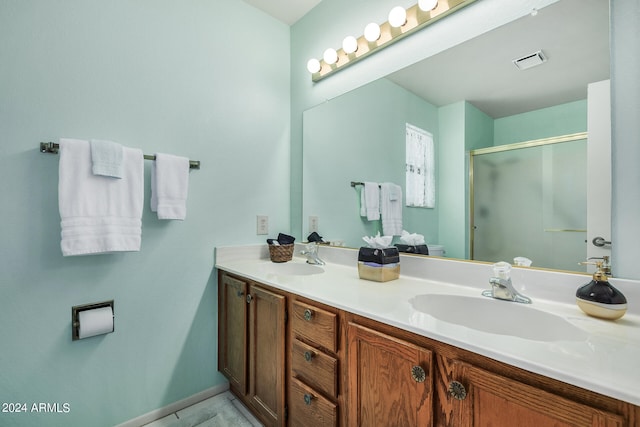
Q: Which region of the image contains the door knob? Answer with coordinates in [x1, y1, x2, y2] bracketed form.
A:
[303, 308, 314, 321]
[411, 365, 426, 383]
[303, 393, 314, 405]
[592, 236, 611, 247]
[448, 380, 467, 400]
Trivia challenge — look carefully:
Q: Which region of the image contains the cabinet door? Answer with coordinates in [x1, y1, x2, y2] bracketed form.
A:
[248, 284, 287, 427]
[348, 323, 433, 427]
[218, 273, 248, 394]
[436, 355, 625, 427]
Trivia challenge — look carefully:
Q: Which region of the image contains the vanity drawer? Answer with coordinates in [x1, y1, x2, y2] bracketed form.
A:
[292, 339, 338, 398]
[289, 377, 337, 427]
[291, 300, 337, 353]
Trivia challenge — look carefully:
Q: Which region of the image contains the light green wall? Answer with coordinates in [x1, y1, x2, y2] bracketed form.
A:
[438, 102, 467, 259]
[0, 1, 289, 426]
[464, 103, 494, 257]
[494, 100, 588, 146]
[303, 78, 439, 247]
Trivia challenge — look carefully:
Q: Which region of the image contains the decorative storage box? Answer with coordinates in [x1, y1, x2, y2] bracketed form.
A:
[357, 247, 400, 282]
[395, 244, 429, 255]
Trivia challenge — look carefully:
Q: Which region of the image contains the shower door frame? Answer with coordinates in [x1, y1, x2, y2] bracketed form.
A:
[469, 132, 588, 264]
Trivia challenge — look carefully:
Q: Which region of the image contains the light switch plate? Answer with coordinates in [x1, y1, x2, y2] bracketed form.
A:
[256, 215, 269, 235]
[309, 216, 319, 233]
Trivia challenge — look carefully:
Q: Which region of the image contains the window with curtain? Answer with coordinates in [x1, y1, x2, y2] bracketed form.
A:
[405, 123, 435, 208]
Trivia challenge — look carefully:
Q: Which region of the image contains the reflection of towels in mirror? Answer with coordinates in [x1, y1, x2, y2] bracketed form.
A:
[360, 182, 380, 221]
[381, 183, 403, 236]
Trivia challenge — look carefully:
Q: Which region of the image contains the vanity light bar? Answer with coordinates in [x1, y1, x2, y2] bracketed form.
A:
[308, 0, 478, 82]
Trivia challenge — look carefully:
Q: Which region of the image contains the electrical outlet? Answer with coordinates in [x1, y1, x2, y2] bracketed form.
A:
[309, 216, 319, 233]
[256, 215, 269, 235]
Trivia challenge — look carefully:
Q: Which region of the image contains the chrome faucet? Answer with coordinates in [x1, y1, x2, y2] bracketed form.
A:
[482, 262, 531, 304]
[300, 242, 325, 265]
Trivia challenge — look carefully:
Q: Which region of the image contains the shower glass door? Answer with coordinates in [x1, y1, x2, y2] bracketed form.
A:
[471, 136, 587, 271]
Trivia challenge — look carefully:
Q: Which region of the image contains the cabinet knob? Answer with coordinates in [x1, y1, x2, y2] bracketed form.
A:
[303, 308, 314, 321]
[448, 380, 467, 400]
[304, 351, 315, 362]
[236, 290, 244, 297]
[246, 294, 253, 304]
[303, 393, 314, 405]
[411, 365, 426, 383]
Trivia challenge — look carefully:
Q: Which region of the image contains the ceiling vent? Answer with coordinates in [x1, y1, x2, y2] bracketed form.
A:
[512, 50, 547, 70]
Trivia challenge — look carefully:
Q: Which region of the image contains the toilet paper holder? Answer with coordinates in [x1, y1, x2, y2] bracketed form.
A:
[72, 300, 114, 341]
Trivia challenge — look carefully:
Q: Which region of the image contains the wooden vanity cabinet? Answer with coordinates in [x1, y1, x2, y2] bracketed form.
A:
[218, 270, 638, 427]
[218, 272, 286, 427]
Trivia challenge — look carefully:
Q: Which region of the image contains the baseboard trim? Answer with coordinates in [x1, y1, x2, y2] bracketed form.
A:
[115, 382, 230, 427]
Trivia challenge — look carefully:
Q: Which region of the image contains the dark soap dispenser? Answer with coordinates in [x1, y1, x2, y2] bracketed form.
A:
[576, 258, 627, 320]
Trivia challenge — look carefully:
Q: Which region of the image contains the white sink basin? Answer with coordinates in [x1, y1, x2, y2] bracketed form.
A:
[263, 262, 324, 276]
[409, 294, 587, 342]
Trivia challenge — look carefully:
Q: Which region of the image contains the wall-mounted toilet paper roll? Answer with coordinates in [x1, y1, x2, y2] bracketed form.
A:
[78, 306, 113, 339]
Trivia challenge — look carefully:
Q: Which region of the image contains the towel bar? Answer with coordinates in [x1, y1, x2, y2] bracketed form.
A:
[351, 181, 381, 188]
[40, 142, 200, 170]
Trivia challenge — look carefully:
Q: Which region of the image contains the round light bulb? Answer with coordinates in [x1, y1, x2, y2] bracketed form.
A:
[418, 0, 438, 11]
[323, 48, 338, 65]
[307, 58, 321, 74]
[364, 22, 381, 42]
[342, 36, 358, 54]
[388, 6, 407, 28]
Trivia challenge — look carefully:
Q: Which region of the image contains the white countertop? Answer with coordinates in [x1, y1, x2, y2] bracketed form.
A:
[214, 244, 640, 406]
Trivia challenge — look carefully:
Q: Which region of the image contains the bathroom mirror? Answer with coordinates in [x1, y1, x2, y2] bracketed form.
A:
[302, 0, 609, 273]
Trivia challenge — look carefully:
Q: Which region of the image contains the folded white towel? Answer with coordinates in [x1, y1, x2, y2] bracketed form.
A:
[58, 138, 143, 256]
[90, 139, 123, 178]
[360, 182, 380, 221]
[380, 183, 403, 236]
[150, 153, 190, 220]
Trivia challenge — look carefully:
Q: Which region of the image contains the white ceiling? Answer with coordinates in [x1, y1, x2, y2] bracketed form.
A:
[242, 0, 322, 25]
[245, 0, 609, 118]
[388, 0, 609, 118]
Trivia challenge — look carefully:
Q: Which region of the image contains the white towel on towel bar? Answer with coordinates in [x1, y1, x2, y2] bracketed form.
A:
[58, 138, 144, 256]
[360, 182, 380, 221]
[380, 183, 403, 236]
[90, 139, 123, 178]
[150, 153, 190, 220]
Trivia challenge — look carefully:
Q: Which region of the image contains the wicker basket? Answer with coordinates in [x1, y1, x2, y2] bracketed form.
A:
[268, 244, 294, 263]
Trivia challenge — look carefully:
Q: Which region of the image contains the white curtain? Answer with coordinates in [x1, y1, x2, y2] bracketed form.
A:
[405, 124, 435, 208]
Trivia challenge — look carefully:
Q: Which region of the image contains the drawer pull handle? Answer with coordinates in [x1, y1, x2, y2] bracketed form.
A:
[246, 294, 253, 304]
[304, 351, 315, 362]
[303, 393, 314, 405]
[411, 365, 426, 383]
[303, 308, 314, 321]
[448, 380, 467, 400]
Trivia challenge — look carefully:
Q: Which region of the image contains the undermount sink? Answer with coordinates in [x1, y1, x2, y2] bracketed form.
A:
[409, 294, 587, 342]
[263, 262, 324, 276]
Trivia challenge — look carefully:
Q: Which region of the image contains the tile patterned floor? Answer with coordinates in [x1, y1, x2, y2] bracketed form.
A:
[144, 391, 263, 427]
